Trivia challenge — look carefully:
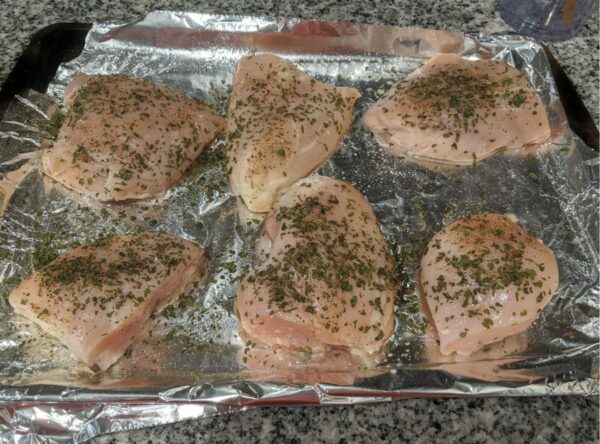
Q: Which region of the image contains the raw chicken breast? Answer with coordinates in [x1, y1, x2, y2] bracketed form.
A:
[227, 55, 360, 212]
[9, 233, 206, 371]
[42, 74, 225, 201]
[419, 213, 559, 355]
[364, 53, 551, 166]
[237, 175, 397, 362]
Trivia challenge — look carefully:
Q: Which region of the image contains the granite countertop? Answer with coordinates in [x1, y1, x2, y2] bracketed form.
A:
[0, 1, 598, 443]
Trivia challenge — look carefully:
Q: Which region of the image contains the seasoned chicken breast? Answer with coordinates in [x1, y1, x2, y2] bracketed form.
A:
[9, 233, 207, 371]
[363, 54, 551, 166]
[227, 55, 360, 212]
[42, 74, 225, 201]
[419, 213, 559, 355]
[237, 175, 397, 362]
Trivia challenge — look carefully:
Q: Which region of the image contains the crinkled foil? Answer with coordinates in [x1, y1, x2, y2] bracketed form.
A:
[0, 11, 598, 443]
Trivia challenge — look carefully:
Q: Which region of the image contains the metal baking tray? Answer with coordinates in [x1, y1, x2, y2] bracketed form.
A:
[0, 12, 598, 443]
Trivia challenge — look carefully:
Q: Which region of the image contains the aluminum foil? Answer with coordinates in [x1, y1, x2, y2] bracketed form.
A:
[0, 10, 598, 442]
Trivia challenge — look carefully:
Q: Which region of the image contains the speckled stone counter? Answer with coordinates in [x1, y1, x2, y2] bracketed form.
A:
[1, 1, 598, 443]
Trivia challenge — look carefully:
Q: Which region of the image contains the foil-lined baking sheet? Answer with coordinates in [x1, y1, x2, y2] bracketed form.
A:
[0, 10, 598, 443]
